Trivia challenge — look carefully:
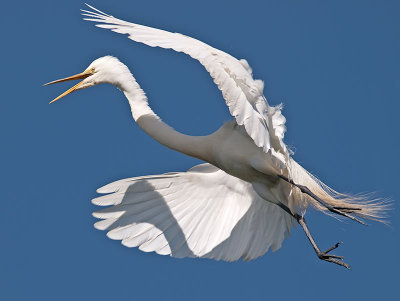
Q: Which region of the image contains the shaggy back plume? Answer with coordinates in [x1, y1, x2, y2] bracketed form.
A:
[288, 158, 389, 222]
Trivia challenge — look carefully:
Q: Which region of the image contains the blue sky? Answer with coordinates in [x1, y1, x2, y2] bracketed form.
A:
[1, 0, 399, 300]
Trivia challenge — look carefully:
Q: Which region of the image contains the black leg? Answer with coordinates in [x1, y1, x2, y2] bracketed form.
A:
[278, 175, 366, 225]
[295, 214, 350, 269]
[274, 202, 350, 269]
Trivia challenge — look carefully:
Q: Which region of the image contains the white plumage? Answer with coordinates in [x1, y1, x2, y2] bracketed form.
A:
[44, 5, 387, 268]
[93, 163, 293, 261]
[82, 6, 289, 164]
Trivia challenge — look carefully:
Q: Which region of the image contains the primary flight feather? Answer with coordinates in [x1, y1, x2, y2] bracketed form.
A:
[45, 5, 387, 268]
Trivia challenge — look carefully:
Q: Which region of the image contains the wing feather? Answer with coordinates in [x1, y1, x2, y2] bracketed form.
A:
[93, 163, 294, 261]
[82, 6, 289, 161]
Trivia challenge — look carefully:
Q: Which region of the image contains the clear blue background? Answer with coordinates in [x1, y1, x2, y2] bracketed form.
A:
[1, 0, 399, 300]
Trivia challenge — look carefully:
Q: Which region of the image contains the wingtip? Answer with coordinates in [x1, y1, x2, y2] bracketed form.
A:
[82, 3, 111, 17]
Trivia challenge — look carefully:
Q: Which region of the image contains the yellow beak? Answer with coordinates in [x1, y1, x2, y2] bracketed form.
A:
[44, 69, 94, 104]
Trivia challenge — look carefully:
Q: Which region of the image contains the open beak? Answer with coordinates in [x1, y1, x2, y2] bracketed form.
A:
[44, 69, 94, 104]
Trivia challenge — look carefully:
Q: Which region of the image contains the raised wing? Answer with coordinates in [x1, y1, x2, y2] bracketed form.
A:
[92, 163, 294, 261]
[82, 5, 289, 163]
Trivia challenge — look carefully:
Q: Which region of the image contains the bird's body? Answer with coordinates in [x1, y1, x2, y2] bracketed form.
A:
[205, 121, 280, 179]
[88, 55, 297, 212]
[45, 5, 387, 267]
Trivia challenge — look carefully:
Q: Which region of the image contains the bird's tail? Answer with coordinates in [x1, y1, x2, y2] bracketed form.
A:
[288, 159, 389, 223]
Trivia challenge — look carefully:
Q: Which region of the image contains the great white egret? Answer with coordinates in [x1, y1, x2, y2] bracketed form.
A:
[45, 5, 386, 269]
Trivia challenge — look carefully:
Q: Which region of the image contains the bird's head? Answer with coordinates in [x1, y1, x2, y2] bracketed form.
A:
[45, 56, 129, 103]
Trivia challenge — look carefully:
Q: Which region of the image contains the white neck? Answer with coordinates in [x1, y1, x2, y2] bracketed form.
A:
[118, 71, 209, 161]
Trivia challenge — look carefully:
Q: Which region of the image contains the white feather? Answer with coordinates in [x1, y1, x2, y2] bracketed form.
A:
[82, 8, 288, 162]
[93, 164, 295, 261]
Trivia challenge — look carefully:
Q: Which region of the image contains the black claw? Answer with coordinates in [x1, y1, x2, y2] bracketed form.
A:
[327, 254, 344, 260]
[317, 252, 350, 269]
[327, 206, 367, 225]
[324, 242, 342, 254]
[318, 252, 342, 260]
[333, 206, 362, 211]
[316, 242, 349, 269]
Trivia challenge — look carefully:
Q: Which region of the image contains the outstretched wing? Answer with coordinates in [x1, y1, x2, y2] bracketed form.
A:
[92, 163, 294, 261]
[82, 5, 289, 162]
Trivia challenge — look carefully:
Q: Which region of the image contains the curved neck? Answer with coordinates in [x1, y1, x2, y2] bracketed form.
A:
[120, 72, 209, 161]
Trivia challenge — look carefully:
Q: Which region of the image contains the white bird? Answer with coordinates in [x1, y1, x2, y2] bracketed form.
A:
[45, 5, 386, 269]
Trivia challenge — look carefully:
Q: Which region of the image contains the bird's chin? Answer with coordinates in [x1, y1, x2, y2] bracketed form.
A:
[77, 81, 97, 90]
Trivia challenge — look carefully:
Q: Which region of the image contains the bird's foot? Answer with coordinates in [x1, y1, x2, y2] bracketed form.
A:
[332, 206, 362, 213]
[295, 183, 366, 225]
[327, 206, 367, 225]
[317, 242, 350, 269]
